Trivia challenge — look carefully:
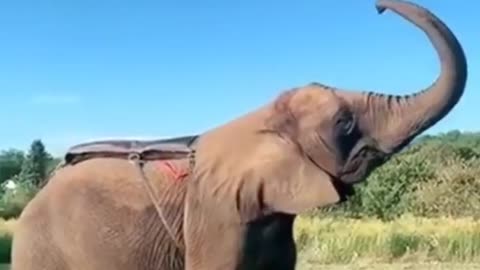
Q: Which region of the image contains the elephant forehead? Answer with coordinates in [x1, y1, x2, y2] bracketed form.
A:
[290, 86, 345, 113]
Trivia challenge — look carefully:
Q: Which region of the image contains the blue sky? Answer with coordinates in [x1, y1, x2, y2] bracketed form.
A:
[0, 0, 477, 156]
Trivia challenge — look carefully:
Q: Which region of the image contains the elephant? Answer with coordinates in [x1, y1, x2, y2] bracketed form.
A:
[11, 0, 467, 270]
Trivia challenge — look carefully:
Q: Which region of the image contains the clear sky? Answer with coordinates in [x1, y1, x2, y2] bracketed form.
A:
[0, 0, 477, 155]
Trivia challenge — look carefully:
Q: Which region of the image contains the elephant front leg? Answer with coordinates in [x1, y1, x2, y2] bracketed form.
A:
[183, 186, 244, 270]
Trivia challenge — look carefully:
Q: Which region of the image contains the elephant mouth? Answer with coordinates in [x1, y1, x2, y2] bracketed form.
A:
[339, 144, 388, 185]
[305, 154, 356, 202]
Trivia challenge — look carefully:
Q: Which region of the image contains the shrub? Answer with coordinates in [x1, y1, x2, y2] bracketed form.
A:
[316, 151, 435, 221]
[410, 157, 480, 218]
[0, 177, 38, 219]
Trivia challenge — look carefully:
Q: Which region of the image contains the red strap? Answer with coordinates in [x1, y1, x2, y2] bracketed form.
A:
[157, 161, 189, 181]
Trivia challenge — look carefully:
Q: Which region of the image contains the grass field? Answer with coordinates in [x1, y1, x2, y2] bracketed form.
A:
[299, 262, 480, 269]
[294, 214, 480, 264]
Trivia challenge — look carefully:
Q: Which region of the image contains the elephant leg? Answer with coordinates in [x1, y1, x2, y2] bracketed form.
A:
[183, 182, 297, 270]
[238, 214, 297, 270]
[183, 190, 241, 270]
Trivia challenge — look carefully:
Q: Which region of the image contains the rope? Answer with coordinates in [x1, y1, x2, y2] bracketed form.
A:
[129, 153, 183, 250]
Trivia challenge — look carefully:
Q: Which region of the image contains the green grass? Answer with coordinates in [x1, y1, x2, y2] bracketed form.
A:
[0, 219, 15, 264]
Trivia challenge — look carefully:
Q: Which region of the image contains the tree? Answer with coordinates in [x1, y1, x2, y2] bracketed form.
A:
[0, 149, 25, 183]
[21, 139, 49, 187]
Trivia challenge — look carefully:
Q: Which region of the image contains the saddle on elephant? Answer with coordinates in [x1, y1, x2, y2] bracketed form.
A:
[57, 134, 200, 252]
[63, 134, 199, 165]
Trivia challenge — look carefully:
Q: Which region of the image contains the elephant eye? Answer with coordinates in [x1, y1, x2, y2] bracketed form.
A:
[334, 114, 359, 163]
[335, 114, 355, 135]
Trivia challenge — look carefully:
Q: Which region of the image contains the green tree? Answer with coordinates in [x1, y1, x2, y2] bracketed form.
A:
[21, 139, 49, 187]
[0, 149, 25, 183]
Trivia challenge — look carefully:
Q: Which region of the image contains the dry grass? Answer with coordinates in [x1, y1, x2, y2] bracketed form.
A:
[298, 262, 480, 270]
[0, 220, 15, 236]
[294, 214, 480, 264]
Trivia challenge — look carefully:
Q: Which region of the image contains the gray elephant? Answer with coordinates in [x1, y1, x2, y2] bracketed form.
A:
[11, 0, 467, 270]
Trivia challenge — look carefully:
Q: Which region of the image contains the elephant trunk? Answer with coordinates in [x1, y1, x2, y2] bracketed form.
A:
[369, 0, 467, 153]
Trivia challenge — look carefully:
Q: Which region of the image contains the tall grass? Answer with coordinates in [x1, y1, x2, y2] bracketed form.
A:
[0, 219, 15, 264]
[294, 214, 480, 265]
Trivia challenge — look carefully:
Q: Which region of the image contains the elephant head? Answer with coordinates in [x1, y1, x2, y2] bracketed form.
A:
[189, 0, 468, 217]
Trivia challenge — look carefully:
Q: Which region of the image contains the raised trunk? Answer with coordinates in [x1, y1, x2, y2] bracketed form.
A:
[370, 0, 467, 152]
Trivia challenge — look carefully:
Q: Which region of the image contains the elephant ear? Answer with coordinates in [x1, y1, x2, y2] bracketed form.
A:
[255, 137, 341, 215]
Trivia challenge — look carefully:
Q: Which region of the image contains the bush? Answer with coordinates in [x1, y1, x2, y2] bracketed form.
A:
[410, 157, 480, 218]
[352, 153, 434, 220]
[0, 177, 38, 220]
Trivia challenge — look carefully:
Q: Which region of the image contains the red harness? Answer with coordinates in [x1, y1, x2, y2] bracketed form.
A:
[156, 160, 189, 181]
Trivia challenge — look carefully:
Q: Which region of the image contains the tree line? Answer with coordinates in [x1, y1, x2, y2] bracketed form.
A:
[0, 140, 60, 188]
